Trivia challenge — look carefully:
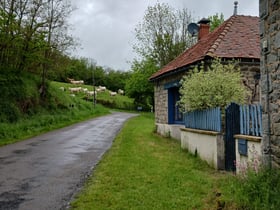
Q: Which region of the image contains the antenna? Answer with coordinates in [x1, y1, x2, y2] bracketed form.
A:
[234, 1, 238, 15]
[187, 23, 199, 36]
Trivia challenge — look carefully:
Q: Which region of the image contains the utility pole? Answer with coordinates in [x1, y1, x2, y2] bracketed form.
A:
[87, 58, 96, 108]
[92, 64, 96, 108]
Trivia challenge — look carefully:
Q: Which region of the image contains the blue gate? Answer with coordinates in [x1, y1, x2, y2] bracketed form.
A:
[225, 103, 240, 171]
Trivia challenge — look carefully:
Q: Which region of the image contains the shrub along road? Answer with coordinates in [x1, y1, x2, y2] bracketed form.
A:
[0, 112, 137, 210]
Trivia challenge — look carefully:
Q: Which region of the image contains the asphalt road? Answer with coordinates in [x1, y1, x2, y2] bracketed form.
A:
[0, 112, 137, 210]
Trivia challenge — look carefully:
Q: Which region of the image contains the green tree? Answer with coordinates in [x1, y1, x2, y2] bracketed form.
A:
[179, 59, 249, 111]
[0, 0, 74, 95]
[0, 0, 25, 70]
[208, 13, 224, 32]
[40, 0, 74, 97]
[134, 3, 194, 68]
[125, 58, 158, 109]
[104, 68, 130, 92]
[92, 66, 106, 86]
[0, 0, 73, 73]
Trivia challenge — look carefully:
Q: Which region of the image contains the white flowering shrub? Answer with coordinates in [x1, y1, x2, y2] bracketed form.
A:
[179, 59, 249, 111]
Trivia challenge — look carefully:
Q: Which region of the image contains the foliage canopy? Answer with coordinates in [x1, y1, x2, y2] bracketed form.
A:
[179, 59, 249, 111]
[125, 58, 158, 110]
[208, 13, 224, 32]
[134, 2, 194, 68]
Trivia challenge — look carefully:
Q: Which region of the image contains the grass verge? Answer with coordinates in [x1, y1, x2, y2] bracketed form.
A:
[70, 113, 233, 210]
[0, 103, 110, 146]
[228, 168, 280, 209]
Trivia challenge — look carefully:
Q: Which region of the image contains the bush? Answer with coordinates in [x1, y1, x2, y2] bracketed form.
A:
[0, 71, 42, 121]
[0, 102, 21, 123]
[179, 59, 249, 111]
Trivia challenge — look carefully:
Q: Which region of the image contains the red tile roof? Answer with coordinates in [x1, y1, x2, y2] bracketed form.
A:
[150, 15, 260, 81]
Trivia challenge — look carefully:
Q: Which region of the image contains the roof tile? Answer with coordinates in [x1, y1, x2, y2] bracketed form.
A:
[150, 15, 260, 80]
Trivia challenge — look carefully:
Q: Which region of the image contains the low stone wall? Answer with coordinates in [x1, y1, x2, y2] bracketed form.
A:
[180, 128, 224, 170]
[235, 134, 262, 174]
[156, 123, 183, 141]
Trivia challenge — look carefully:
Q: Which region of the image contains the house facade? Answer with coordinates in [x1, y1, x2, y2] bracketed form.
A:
[259, 0, 280, 168]
[149, 14, 260, 139]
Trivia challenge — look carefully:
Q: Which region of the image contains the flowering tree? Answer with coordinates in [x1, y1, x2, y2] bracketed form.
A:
[179, 59, 249, 111]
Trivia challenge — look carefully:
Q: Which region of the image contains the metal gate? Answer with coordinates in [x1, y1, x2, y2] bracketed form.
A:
[225, 103, 240, 171]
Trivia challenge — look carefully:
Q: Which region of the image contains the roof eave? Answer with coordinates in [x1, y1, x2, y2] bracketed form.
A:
[149, 56, 260, 82]
[149, 60, 204, 82]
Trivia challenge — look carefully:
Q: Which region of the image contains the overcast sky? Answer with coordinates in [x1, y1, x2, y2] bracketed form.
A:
[69, 0, 259, 71]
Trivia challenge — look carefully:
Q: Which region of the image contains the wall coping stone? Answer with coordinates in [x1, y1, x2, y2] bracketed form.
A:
[180, 127, 221, 136]
[234, 134, 262, 142]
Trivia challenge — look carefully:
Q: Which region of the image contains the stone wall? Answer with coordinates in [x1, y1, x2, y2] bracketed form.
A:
[154, 82, 168, 124]
[240, 62, 261, 103]
[259, 0, 280, 167]
[154, 72, 186, 124]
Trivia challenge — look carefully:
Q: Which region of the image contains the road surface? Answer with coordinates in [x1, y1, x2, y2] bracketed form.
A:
[0, 112, 137, 210]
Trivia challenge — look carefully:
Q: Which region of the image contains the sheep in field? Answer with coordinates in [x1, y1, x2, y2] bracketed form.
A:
[67, 78, 84, 85]
[87, 91, 97, 96]
[98, 86, 106, 91]
[109, 91, 117, 96]
[69, 87, 82, 93]
[118, 89, 124, 95]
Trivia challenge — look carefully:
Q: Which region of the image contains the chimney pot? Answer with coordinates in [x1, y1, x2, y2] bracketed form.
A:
[198, 18, 210, 40]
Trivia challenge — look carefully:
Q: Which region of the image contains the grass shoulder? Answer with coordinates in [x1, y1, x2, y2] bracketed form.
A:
[71, 113, 234, 210]
[0, 104, 110, 146]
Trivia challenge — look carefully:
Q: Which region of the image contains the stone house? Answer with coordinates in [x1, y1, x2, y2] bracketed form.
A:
[149, 14, 260, 139]
[259, 0, 280, 168]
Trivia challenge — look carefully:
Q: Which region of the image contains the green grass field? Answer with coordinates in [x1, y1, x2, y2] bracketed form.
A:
[51, 81, 135, 110]
[70, 113, 235, 210]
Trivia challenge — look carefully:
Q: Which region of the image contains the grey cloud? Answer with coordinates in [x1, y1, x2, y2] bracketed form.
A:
[69, 0, 259, 71]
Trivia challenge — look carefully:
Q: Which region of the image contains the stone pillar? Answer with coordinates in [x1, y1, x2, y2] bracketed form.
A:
[154, 83, 168, 124]
[259, 0, 280, 167]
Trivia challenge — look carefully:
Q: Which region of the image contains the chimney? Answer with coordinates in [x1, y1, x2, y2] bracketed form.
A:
[233, 1, 238, 15]
[198, 18, 210, 40]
